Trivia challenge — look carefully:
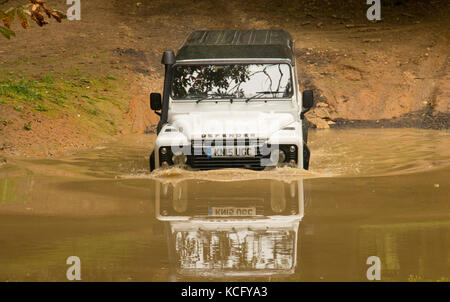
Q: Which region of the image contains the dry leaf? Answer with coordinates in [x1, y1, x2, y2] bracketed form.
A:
[2, 8, 16, 28]
[16, 7, 30, 29]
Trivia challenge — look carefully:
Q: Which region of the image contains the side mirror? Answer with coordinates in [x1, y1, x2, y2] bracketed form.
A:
[161, 50, 175, 65]
[150, 93, 162, 114]
[301, 90, 314, 118]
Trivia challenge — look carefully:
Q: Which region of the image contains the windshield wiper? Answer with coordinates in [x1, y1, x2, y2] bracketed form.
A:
[244, 91, 283, 103]
[195, 97, 206, 104]
[195, 92, 235, 104]
[214, 93, 236, 103]
[183, 94, 207, 103]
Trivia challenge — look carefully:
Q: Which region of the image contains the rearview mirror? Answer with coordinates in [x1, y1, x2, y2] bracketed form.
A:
[301, 90, 314, 118]
[150, 93, 162, 113]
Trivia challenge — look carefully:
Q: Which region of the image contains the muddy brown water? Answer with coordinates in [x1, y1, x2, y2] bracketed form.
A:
[0, 129, 449, 281]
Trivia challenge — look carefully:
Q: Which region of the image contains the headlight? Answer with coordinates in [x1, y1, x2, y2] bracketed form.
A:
[160, 161, 169, 168]
[159, 146, 189, 167]
[270, 145, 298, 167]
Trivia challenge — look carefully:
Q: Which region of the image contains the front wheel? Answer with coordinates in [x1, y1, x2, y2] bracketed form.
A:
[149, 150, 155, 172]
[302, 117, 309, 144]
[302, 118, 310, 170]
[303, 144, 310, 170]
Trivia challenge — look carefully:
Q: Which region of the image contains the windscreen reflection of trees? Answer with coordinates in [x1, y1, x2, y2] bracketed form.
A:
[171, 64, 292, 99]
[175, 230, 295, 270]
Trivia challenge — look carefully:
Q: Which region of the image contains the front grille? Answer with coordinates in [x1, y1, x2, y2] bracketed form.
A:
[188, 139, 269, 170]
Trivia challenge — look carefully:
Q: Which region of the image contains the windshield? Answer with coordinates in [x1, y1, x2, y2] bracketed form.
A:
[171, 63, 293, 100]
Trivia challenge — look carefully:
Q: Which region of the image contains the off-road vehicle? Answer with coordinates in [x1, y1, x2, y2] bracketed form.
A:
[149, 30, 313, 171]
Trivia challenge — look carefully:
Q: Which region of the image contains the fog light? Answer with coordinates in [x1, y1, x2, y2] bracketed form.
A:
[289, 159, 296, 167]
[289, 145, 296, 153]
[172, 153, 187, 165]
[161, 161, 169, 168]
[160, 147, 167, 155]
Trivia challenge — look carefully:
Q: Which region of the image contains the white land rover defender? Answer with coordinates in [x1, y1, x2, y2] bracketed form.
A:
[149, 30, 313, 171]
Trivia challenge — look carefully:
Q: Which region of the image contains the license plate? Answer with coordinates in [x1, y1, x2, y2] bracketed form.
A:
[209, 207, 256, 216]
[208, 146, 256, 157]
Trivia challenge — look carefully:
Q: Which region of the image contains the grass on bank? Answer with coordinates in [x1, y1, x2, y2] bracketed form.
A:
[0, 70, 130, 137]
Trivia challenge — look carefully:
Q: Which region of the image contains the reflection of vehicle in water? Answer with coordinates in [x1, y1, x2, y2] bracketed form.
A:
[149, 30, 314, 172]
[154, 179, 305, 277]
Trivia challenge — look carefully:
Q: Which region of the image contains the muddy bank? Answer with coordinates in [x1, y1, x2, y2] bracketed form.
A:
[329, 108, 450, 130]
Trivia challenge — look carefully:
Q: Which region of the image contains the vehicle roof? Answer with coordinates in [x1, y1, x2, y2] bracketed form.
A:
[176, 30, 295, 64]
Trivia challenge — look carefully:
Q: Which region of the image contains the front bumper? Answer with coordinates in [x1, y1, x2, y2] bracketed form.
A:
[156, 140, 299, 171]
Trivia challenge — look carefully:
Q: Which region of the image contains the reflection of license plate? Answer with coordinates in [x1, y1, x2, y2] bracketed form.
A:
[209, 207, 256, 216]
[208, 146, 256, 157]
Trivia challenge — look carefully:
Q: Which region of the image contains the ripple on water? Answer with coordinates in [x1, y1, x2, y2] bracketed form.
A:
[309, 128, 450, 177]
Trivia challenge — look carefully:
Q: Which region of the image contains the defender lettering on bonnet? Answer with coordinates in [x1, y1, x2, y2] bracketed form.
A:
[201, 133, 257, 139]
[149, 30, 314, 171]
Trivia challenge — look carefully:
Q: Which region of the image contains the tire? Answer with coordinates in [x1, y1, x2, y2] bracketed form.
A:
[302, 117, 310, 170]
[149, 150, 155, 172]
[302, 117, 309, 144]
[303, 144, 310, 170]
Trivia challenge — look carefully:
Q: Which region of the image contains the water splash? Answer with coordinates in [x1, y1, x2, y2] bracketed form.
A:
[120, 166, 327, 184]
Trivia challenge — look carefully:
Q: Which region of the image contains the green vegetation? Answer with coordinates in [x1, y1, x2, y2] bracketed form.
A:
[41, 75, 55, 84]
[87, 108, 99, 116]
[0, 79, 43, 101]
[0, 69, 130, 138]
[35, 103, 49, 112]
[23, 121, 32, 131]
